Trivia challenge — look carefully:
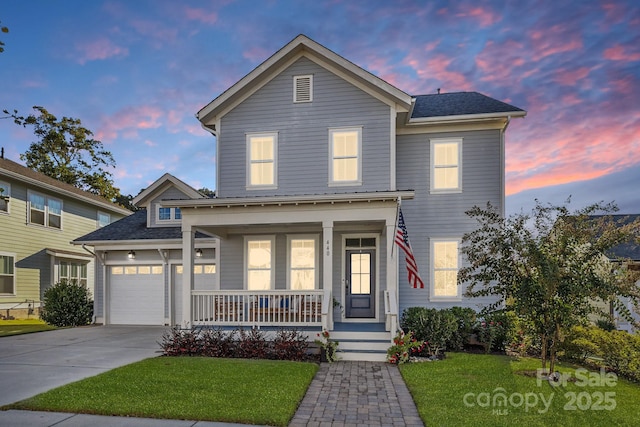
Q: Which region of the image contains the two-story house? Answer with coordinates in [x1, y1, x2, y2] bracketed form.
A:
[0, 155, 131, 318]
[74, 35, 525, 360]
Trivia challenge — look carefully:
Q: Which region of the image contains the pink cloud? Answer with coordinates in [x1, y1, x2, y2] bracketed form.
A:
[528, 25, 583, 61]
[243, 46, 271, 62]
[74, 38, 128, 65]
[96, 105, 164, 141]
[553, 67, 592, 86]
[603, 44, 640, 61]
[184, 7, 218, 24]
[130, 19, 178, 45]
[456, 5, 501, 27]
[476, 40, 528, 84]
[403, 51, 474, 91]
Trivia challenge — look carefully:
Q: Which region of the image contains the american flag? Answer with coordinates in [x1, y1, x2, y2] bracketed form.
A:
[395, 208, 424, 289]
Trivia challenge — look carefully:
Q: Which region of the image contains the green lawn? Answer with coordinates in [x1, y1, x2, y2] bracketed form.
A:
[400, 352, 640, 426]
[0, 319, 56, 336]
[7, 357, 318, 426]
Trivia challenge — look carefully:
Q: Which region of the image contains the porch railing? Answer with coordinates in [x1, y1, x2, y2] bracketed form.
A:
[191, 290, 325, 327]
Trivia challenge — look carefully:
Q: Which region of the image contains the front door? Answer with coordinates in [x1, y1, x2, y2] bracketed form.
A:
[345, 249, 375, 318]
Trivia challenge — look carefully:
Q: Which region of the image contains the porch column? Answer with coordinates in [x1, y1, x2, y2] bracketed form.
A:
[323, 220, 334, 329]
[181, 226, 195, 327]
[386, 219, 398, 332]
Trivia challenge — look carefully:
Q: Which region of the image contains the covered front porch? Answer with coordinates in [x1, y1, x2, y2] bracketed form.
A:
[164, 191, 413, 342]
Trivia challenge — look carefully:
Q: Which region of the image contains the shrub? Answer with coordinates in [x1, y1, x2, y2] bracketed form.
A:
[473, 311, 511, 353]
[159, 326, 202, 356]
[237, 328, 269, 359]
[200, 327, 236, 357]
[401, 307, 457, 356]
[40, 280, 93, 327]
[387, 330, 425, 364]
[273, 328, 309, 361]
[448, 307, 476, 350]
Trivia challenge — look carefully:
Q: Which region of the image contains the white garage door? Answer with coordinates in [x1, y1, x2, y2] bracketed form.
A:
[172, 264, 217, 325]
[109, 265, 164, 325]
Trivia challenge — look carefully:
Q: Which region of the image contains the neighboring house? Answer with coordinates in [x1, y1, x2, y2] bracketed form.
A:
[0, 156, 131, 318]
[72, 173, 218, 326]
[75, 35, 526, 360]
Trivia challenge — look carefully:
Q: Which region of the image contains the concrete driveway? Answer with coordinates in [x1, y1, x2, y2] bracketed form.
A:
[0, 325, 167, 406]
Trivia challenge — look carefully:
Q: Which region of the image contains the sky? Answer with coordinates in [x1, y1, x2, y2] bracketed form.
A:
[1, 0, 638, 215]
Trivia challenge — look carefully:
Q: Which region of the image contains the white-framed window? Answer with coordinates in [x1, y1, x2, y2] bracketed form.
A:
[430, 138, 462, 193]
[329, 127, 362, 186]
[97, 211, 111, 227]
[111, 265, 163, 275]
[294, 74, 313, 103]
[59, 261, 88, 287]
[245, 236, 275, 290]
[0, 253, 15, 295]
[0, 181, 10, 213]
[175, 264, 216, 275]
[156, 205, 182, 223]
[287, 235, 318, 290]
[246, 133, 277, 189]
[430, 239, 461, 301]
[28, 191, 62, 229]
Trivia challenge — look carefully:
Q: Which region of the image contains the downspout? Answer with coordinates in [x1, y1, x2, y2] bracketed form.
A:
[500, 116, 511, 218]
[82, 244, 102, 324]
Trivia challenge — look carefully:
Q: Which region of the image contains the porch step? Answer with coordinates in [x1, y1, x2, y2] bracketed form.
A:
[331, 330, 391, 362]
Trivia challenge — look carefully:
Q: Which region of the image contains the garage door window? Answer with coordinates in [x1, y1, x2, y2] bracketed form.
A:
[175, 265, 216, 274]
[112, 266, 163, 275]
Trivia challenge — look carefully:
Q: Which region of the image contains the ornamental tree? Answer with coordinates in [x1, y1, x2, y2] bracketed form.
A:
[458, 200, 640, 373]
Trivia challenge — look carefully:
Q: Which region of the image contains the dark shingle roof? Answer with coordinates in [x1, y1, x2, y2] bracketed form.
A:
[73, 209, 209, 242]
[411, 91, 525, 119]
[0, 157, 129, 214]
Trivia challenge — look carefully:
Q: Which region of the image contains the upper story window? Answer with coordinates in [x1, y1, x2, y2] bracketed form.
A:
[431, 239, 460, 301]
[287, 236, 318, 290]
[0, 253, 15, 295]
[247, 133, 277, 189]
[245, 236, 275, 290]
[97, 211, 111, 227]
[431, 138, 462, 193]
[157, 205, 182, 223]
[329, 127, 362, 186]
[28, 191, 62, 229]
[0, 181, 9, 213]
[294, 75, 313, 103]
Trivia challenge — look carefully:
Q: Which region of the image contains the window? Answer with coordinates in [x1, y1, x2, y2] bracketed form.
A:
[431, 240, 460, 300]
[247, 133, 277, 188]
[176, 265, 215, 274]
[288, 236, 317, 290]
[0, 182, 9, 213]
[329, 128, 362, 185]
[156, 205, 182, 222]
[59, 261, 87, 287]
[245, 236, 275, 290]
[294, 75, 313, 103]
[28, 191, 62, 228]
[112, 265, 162, 275]
[97, 211, 111, 227]
[0, 254, 15, 294]
[431, 138, 462, 192]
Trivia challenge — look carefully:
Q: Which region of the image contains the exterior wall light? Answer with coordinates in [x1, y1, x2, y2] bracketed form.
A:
[128, 250, 136, 260]
[195, 249, 203, 258]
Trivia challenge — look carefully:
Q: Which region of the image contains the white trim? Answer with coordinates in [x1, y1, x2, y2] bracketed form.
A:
[408, 110, 526, 124]
[286, 234, 319, 290]
[0, 251, 16, 296]
[246, 132, 278, 190]
[430, 138, 462, 194]
[328, 127, 362, 186]
[293, 74, 313, 103]
[0, 181, 10, 214]
[389, 108, 396, 190]
[244, 235, 276, 290]
[155, 204, 181, 224]
[429, 238, 462, 302]
[132, 173, 204, 207]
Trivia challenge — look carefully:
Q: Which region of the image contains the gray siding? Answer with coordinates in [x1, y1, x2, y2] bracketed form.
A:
[396, 129, 502, 313]
[218, 57, 392, 197]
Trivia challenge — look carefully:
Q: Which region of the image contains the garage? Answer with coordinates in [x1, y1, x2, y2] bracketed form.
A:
[109, 265, 165, 325]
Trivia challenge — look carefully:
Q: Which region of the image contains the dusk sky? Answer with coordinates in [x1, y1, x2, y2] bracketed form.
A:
[1, 0, 638, 215]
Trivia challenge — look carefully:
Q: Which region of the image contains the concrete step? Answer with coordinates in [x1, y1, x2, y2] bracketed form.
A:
[338, 350, 388, 362]
[330, 330, 390, 341]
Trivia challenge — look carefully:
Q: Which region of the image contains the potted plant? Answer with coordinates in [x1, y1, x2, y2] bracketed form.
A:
[315, 329, 339, 363]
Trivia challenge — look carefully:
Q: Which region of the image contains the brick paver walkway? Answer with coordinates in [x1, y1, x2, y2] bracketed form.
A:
[289, 361, 424, 427]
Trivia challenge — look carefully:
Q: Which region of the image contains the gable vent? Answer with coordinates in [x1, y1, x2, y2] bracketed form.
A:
[294, 75, 313, 103]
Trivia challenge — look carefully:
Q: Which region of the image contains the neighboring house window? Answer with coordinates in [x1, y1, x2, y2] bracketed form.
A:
[293, 75, 313, 103]
[59, 261, 87, 287]
[431, 239, 460, 300]
[430, 138, 462, 193]
[287, 236, 318, 290]
[245, 236, 275, 290]
[97, 211, 111, 227]
[247, 133, 277, 189]
[157, 205, 182, 222]
[0, 253, 15, 295]
[28, 191, 62, 229]
[329, 127, 362, 185]
[0, 182, 9, 213]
